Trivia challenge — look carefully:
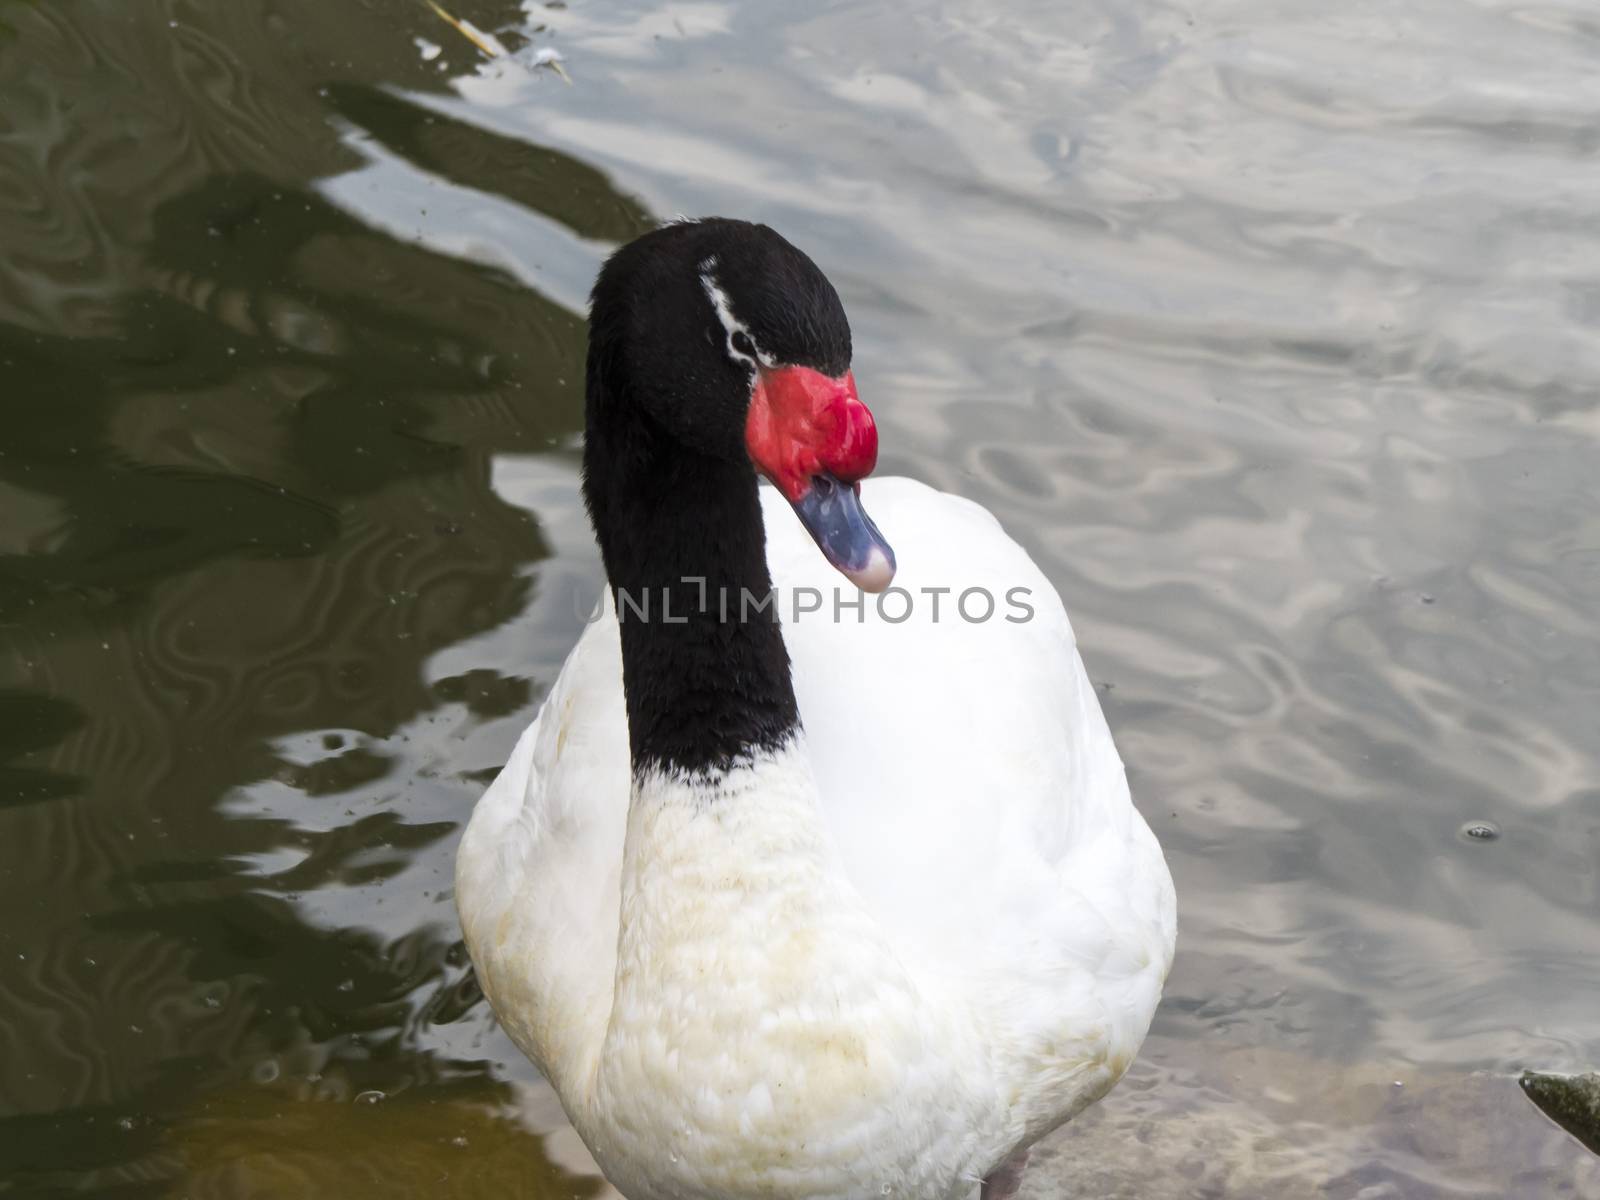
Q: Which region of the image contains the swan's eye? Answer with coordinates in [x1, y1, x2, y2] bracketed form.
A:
[731, 330, 757, 360]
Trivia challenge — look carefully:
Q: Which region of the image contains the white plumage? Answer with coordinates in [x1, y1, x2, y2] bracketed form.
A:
[457, 476, 1176, 1199]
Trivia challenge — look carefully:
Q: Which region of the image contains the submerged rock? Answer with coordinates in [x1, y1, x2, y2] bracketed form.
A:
[1020, 1046, 1600, 1198]
[1521, 1071, 1600, 1157]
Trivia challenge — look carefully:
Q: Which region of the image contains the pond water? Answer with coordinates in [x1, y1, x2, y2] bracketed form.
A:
[2, 0, 1598, 1195]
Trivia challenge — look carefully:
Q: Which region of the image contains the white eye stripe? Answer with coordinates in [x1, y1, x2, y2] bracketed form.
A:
[699, 260, 775, 370]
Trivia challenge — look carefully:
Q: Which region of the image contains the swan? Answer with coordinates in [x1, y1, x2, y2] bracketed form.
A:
[456, 218, 1176, 1200]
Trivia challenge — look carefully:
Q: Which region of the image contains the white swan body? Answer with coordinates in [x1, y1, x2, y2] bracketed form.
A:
[457, 476, 1176, 1199]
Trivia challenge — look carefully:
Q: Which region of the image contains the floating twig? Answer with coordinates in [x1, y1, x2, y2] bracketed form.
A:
[426, 0, 509, 59]
[424, 0, 571, 82]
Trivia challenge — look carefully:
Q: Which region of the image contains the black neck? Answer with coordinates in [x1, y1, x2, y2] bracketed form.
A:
[582, 371, 799, 777]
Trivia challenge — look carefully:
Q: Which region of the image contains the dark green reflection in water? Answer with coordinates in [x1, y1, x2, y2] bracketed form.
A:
[326, 82, 656, 245]
[0, 2, 639, 1192]
[0, 691, 86, 807]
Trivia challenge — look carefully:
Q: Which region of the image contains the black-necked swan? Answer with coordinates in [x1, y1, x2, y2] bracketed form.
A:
[455, 219, 1176, 1200]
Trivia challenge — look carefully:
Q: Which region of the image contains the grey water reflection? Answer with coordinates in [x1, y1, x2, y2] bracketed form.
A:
[0, 0, 1597, 1196]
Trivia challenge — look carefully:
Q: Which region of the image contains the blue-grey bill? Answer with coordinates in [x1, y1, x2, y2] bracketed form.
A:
[788, 472, 897, 593]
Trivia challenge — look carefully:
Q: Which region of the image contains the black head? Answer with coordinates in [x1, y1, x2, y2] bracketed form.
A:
[585, 219, 851, 461]
[585, 219, 894, 595]
[579, 219, 897, 774]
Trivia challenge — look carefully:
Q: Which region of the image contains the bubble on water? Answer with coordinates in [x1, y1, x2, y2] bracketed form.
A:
[1459, 820, 1501, 843]
[252, 1058, 281, 1084]
[353, 1089, 386, 1105]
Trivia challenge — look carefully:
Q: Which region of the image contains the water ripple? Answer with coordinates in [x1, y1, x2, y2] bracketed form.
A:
[2, 0, 1599, 1192]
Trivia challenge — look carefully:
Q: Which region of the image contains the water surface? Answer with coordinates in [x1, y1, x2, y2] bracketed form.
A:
[2, 0, 1598, 1195]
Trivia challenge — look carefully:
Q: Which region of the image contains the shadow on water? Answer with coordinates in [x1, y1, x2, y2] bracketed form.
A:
[0, 3, 651, 1180]
[0, 690, 87, 807]
[325, 82, 657, 245]
[0, 172, 607, 1187]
